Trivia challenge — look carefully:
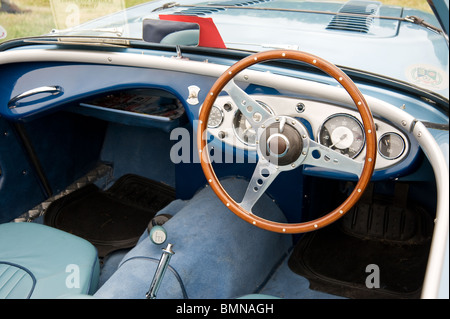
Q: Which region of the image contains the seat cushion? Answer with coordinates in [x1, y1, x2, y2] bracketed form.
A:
[0, 262, 35, 298]
[0, 222, 99, 299]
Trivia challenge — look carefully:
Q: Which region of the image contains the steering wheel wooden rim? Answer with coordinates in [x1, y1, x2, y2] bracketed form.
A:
[197, 50, 376, 234]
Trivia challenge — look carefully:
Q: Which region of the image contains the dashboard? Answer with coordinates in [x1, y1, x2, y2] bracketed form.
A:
[0, 52, 423, 181]
[207, 94, 413, 172]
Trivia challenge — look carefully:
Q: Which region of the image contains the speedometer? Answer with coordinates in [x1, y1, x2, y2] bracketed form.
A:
[318, 114, 365, 158]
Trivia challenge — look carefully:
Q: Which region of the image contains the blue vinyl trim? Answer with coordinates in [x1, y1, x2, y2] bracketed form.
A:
[0, 261, 36, 299]
[86, 254, 101, 295]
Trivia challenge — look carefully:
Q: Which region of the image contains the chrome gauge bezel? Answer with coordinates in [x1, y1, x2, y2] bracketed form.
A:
[317, 113, 366, 159]
[207, 105, 224, 128]
[378, 132, 406, 160]
[232, 100, 273, 146]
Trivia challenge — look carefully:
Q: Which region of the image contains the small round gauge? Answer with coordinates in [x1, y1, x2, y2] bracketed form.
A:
[318, 114, 365, 158]
[378, 132, 405, 159]
[208, 106, 224, 128]
[232, 101, 273, 146]
[233, 110, 257, 145]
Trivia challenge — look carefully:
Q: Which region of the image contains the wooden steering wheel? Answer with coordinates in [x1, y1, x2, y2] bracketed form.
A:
[197, 50, 376, 234]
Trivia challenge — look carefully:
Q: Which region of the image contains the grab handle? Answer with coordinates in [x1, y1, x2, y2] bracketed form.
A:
[8, 86, 63, 109]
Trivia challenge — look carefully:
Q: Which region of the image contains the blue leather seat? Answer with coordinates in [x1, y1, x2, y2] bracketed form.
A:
[0, 222, 100, 299]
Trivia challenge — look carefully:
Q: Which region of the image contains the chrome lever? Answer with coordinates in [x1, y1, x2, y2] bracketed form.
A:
[8, 86, 63, 109]
[146, 243, 175, 299]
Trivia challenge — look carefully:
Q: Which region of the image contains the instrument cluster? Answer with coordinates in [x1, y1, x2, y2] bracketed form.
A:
[205, 94, 410, 171]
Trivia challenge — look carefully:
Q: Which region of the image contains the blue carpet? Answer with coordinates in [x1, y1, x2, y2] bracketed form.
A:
[95, 178, 292, 299]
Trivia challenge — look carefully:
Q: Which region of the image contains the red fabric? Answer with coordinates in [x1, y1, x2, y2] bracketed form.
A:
[159, 14, 226, 49]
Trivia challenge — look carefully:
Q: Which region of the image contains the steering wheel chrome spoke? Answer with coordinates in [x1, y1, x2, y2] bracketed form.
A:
[223, 80, 272, 129]
[239, 159, 280, 212]
[304, 140, 364, 177]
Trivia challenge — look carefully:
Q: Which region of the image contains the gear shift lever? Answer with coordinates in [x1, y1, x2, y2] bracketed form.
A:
[146, 243, 175, 299]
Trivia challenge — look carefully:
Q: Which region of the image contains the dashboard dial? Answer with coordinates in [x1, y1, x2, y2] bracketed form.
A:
[208, 106, 224, 128]
[378, 132, 405, 159]
[233, 110, 256, 145]
[318, 114, 365, 158]
[233, 101, 273, 146]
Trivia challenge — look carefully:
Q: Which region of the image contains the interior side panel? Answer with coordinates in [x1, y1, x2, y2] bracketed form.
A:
[0, 117, 47, 222]
[23, 111, 108, 195]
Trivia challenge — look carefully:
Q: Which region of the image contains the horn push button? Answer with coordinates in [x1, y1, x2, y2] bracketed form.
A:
[260, 122, 303, 166]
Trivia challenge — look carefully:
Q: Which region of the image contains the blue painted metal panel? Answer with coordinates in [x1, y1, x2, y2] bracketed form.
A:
[0, 57, 436, 184]
[0, 118, 46, 222]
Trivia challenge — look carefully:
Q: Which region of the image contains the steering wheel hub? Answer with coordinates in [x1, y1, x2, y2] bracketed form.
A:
[267, 134, 289, 157]
[258, 117, 307, 167]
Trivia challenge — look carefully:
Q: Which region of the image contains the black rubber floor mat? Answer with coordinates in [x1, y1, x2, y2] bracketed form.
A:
[44, 174, 175, 257]
[288, 205, 433, 299]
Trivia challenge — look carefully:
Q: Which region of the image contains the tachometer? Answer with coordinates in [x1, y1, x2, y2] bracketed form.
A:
[318, 114, 365, 158]
[232, 101, 273, 146]
[233, 110, 256, 145]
